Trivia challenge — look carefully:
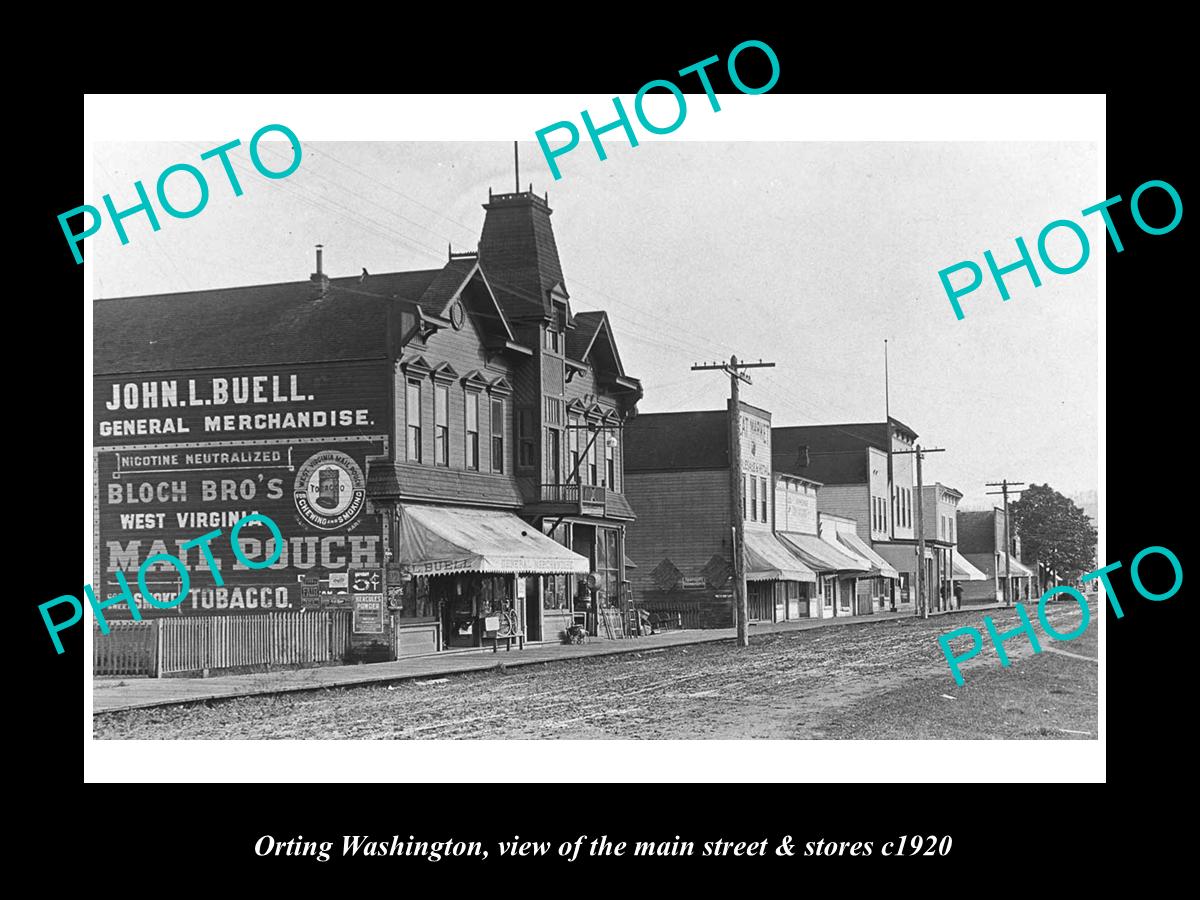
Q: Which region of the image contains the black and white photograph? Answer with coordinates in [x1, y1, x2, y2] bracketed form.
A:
[86, 133, 1101, 745]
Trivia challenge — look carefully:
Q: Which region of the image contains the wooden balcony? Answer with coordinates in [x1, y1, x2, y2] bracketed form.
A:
[532, 482, 610, 516]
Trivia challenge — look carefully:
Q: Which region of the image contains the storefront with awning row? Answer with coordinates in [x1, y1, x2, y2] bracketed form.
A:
[744, 531, 818, 622]
[831, 528, 900, 613]
[392, 505, 590, 654]
[777, 526, 870, 619]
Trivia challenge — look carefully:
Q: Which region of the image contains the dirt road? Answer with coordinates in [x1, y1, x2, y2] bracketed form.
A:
[93, 600, 1098, 740]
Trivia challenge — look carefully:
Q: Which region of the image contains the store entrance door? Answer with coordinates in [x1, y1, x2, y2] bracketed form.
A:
[524, 575, 542, 642]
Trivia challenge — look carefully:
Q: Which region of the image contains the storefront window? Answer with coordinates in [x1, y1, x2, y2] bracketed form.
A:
[596, 528, 620, 607]
[400, 576, 435, 618]
[543, 574, 569, 610]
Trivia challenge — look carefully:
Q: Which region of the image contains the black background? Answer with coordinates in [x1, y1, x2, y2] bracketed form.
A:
[21, 22, 1187, 884]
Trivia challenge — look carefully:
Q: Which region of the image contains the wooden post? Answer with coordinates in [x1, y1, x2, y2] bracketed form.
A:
[915, 446, 926, 619]
[729, 356, 748, 648]
[691, 354, 774, 649]
[153, 618, 163, 679]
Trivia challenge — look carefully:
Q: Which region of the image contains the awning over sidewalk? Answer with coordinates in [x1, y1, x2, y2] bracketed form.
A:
[998, 552, 1035, 579]
[744, 532, 818, 583]
[397, 504, 590, 576]
[778, 532, 869, 574]
[951, 550, 988, 582]
[834, 531, 900, 579]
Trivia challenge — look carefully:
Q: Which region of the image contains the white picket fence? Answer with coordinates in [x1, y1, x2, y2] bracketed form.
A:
[93, 611, 353, 677]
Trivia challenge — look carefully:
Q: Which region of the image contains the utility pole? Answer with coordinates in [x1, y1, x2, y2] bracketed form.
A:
[692, 355, 775, 647]
[986, 480, 1025, 606]
[894, 445, 945, 618]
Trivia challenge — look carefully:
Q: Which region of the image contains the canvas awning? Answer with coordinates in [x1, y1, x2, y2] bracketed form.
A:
[397, 505, 590, 576]
[835, 531, 900, 579]
[624, 554, 638, 569]
[998, 552, 1035, 579]
[744, 532, 818, 583]
[778, 532, 869, 574]
[951, 550, 988, 582]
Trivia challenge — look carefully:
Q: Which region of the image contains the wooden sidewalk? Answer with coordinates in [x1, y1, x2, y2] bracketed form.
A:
[92, 604, 1000, 715]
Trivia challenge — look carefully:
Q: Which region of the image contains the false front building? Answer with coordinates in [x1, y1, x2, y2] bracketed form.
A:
[623, 403, 823, 627]
[955, 507, 1036, 605]
[93, 186, 642, 667]
[771, 420, 912, 613]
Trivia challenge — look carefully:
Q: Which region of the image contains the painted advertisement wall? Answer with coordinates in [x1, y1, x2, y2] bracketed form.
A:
[93, 360, 390, 616]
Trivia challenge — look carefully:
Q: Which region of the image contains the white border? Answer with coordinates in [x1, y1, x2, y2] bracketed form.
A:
[83, 93, 1105, 783]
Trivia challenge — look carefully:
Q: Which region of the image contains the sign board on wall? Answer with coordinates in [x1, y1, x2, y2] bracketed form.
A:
[93, 361, 389, 617]
[737, 409, 772, 479]
[352, 595, 385, 634]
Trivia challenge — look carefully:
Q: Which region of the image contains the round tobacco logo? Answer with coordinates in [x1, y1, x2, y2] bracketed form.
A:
[294, 450, 366, 530]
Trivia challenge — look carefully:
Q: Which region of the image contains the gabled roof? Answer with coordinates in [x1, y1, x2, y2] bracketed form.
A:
[417, 256, 478, 317]
[95, 269, 440, 375]
[416, 257, 517, 345]
[625, 410, 730, 471]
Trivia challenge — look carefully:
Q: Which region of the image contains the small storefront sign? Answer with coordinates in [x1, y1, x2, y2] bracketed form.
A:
[350, 568, 381, 593]
[680, 576, 707, 589]
[353, 594, 385, 633]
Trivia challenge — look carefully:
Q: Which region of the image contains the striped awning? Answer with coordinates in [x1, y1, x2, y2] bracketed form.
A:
[744, 532, 818, 583]
[778, 532, 870, 574]
[834, 531, 900, 579]
[998, 552, 1036, 579]
[397, 504, 590, 576]
[951, 550, 988, 582]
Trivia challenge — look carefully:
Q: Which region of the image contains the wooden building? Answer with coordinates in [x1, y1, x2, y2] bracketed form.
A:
[623, 402, 820, 628]
[919, 482, 986, 611]
[93, 187, 642, 664]
[955, 507, 1036, 605]
[771, 420, 907, 612]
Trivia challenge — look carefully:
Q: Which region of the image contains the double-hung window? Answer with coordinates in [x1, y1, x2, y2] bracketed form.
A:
[465, 391, 479, 471]
[406, 379, 422, 462]
[490, 398, 504, 473]
[434, 384, 449, 466]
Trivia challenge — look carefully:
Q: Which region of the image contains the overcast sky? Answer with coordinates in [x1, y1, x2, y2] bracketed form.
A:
[93, 140, 1098, 507]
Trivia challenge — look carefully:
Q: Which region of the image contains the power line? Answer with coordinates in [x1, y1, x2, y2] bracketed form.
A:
[691, 355, 776, 649]
[985, 480, 1027, 606]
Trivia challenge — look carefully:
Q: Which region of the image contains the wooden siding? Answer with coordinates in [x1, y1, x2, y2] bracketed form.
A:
[814, 484, 871, 542]
[624, 469, 731, 600]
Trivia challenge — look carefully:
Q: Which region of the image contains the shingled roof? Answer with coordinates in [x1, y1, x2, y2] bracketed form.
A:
[478, 191, 566, 320]
[566, 310, 628, 377]
[94, 269, 440, 375]
[416, 256, 479, 317]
